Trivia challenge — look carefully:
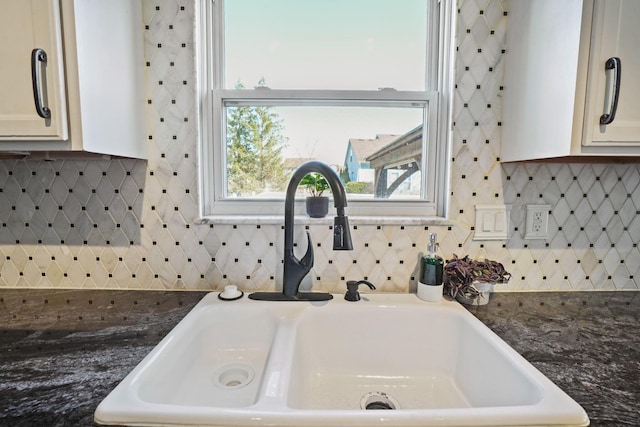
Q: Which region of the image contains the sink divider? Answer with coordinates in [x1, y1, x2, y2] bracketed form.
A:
[252, 310, 301, 409]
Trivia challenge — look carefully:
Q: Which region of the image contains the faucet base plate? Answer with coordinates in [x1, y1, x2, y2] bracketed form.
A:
[248, 292, 333, 302]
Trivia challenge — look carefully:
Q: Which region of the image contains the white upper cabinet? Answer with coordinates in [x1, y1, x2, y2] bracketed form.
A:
[583, 0, 640, 148]
[502, 0, 640, 162]
[0, 0, 146, 159]
[0, 0, 67, 140]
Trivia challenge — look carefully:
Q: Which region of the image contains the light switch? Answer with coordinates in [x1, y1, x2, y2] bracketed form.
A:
[494, 212, 505, 232]
[474, 205, 511, 241]
[482, 212, 494, 232]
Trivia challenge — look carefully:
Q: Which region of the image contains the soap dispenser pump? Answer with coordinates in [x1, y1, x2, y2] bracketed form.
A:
[417, 233, 444, 302]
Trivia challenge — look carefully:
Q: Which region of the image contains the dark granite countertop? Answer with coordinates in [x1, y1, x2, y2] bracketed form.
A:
[0, 290, 638, 427]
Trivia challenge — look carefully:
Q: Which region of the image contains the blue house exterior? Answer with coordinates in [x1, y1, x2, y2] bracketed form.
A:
[343, 135, 398, 183]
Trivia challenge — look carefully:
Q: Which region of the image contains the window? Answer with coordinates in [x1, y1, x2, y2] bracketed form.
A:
[198, 0, 454, 218]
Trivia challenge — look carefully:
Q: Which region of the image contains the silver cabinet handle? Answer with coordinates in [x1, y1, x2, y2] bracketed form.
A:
[31, 48, 51, 119]
[600, 57, 621, 125]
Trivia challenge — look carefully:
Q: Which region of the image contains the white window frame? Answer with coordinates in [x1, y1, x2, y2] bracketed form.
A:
[196, 0, 455, 220]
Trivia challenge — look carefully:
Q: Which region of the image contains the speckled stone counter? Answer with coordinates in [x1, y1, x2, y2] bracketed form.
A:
[467, 292, 640, 427]
[0, 290, 638, 427]
[0, 290, 207, 426]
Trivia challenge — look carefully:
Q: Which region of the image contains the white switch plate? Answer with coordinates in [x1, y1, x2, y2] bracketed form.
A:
[473, 205, 512, 240]
[525, 205, 550, 240]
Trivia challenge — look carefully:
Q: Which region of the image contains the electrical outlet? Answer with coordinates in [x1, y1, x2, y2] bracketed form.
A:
[525, 205, 550, 239]
[532, 211, 544, 231]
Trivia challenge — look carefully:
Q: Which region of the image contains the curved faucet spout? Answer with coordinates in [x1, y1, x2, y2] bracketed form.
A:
[282, 161, 353, 297]
[249, 161, 353, 301]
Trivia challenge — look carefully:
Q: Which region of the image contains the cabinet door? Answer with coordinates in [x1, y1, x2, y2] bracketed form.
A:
[0, 0, 67, 141]
[584, 0, 640, 147]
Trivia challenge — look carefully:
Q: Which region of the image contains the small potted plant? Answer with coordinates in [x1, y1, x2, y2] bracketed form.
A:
[443, 255, 511, 305]
[300, 173, 330, 218]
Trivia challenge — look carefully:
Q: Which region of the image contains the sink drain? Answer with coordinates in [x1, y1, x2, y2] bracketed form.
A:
[360, 392, 400, 410]
[212, 364, 255, 390]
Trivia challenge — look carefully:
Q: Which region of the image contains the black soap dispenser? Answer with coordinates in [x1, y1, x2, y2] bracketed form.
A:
[417, 233, 444, 301]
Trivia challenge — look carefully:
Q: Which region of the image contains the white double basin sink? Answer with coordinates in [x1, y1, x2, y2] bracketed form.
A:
[95, 293, 589, 426]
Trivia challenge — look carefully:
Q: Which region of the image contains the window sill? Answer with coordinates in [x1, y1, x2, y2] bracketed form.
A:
[196, 215, 452, 226]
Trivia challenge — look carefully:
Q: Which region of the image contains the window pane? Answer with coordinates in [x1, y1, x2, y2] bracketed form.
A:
[224, 104, 424, 200]
[224, 0, 428, 90]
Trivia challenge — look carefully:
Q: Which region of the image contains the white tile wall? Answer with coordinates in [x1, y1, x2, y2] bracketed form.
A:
[1, 0, 639, 292]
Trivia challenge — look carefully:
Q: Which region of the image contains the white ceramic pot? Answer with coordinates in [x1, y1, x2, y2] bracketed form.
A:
[456, 282, 493, 306]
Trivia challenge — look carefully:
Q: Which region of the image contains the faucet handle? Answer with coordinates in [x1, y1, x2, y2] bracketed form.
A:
[345, 280, 376, 301]
[300, 231, 314, 269]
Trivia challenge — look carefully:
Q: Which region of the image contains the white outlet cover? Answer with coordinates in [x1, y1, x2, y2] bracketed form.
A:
[525, 205, 551, 240]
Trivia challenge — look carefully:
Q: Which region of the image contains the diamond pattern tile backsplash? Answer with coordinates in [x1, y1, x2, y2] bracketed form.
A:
[1, 0, 639, 292]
